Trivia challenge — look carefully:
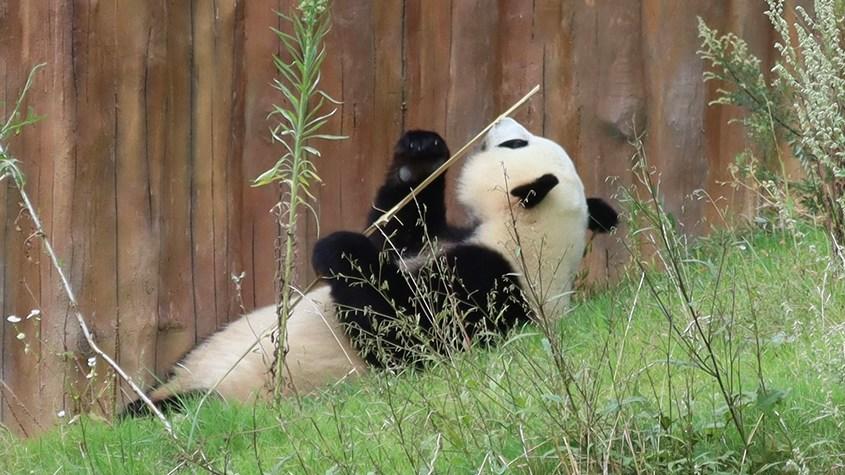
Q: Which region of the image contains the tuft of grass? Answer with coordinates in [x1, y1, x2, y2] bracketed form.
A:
[3, 226, 843, 474]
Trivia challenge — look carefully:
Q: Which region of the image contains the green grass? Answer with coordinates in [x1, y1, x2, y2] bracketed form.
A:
[2, 227, 844, 474]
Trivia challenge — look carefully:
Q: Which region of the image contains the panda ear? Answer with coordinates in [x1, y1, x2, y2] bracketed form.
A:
[510, 174, 559, 208]
[586, 197, 619, 233]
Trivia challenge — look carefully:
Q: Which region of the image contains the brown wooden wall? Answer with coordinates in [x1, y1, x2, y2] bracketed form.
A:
[0, 0, 782, 435]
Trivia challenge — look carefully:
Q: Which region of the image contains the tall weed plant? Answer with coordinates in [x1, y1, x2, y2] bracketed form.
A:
[253, 0, 345, 398]
[698, 0, 845, 263]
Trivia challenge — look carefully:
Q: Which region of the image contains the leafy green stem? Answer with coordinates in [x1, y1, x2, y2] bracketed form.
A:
[253, 1, 344, 400]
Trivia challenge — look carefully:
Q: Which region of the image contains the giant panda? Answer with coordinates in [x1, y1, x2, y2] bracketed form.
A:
[121, 129, 467, 416]
[312, 117, 618, 369]
[123, 119, 617, 416]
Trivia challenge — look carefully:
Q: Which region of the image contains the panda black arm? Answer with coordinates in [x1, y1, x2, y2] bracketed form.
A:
[586, 197, 619, 233]
[510, 174, 559, 209]
[367, 130, 453, 255]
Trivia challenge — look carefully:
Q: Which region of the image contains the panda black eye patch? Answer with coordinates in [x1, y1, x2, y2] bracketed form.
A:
[510, 174, 559, 208]
[497, 139, 529, 149]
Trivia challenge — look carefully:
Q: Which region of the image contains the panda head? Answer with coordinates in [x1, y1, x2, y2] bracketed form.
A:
[456, 118, 617, 320]
[457, 118, 587, 226]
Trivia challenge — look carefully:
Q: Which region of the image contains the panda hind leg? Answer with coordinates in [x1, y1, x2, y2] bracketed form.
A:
[369, 130, 450, 222]
[312, 231, 383, 278]
[313, 231, 408, 305]
[313, 231, 417, 366]
[368, 130, 453, 255]
[119, 390, 208, 419]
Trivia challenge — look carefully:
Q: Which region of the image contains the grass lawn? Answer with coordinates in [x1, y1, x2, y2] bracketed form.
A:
[2, 227, 844, 474]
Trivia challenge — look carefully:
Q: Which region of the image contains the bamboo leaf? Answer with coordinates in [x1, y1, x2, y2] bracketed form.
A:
[252, 167, 282, 187]
[318, 90, 343, 105]
[311, 134, 348, 141]
[303, 146, 321, 157]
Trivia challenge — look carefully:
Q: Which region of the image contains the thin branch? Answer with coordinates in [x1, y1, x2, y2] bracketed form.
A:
[0, 64, 45, 136]
[0, 142, 173, 434]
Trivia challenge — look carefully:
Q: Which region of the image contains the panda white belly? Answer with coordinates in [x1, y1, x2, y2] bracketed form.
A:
[470, 207, 587, 323]
[150, 286, 366, 403]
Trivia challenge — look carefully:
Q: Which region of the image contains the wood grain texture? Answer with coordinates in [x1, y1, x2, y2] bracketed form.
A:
[0, 0, 779, 432]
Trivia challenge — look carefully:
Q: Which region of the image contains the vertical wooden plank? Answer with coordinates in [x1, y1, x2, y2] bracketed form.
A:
[113, 1, 160, 402]
[142, 1, 168, 378]
[703, 1, 774, 225]
[213, 0, 242, 327]
[226, 0, 247, 320]
[642, 0, 723, 233]
[445, 0, 499, 145]
[367, 0, 404, 221]
[537, 0, 577, 147]
[447, 0, 496, 143]
[68, 0, 121, 412]
[405, 0, 463, 221]
[332, 1, 376, 233]
[0, 0, 23, 435]
[37, 0, 78, 424]
[404, 0, 452, 132]
[0, 0, 78, 433]
[155, 0, 197, 373]
[0, 1, 7, 423]
[497, 0, 543, 131]
[192, 0, 219, 340]
[239, 0, 282, 308]
[577, 1, 644, 283]
[192, 0, 240, 338]
[1, 1, 45, 436]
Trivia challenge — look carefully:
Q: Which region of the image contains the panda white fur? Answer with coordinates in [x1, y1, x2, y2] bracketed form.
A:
[123, 119, 617, 415]
[142, 286, 365, 405]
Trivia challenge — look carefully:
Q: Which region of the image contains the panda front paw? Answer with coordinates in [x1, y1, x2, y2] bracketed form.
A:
[312, 231, 381, 277]
[391, 130, 450, 185]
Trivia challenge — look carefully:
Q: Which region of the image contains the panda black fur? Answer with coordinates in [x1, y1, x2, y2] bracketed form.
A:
[368, 130, 473, 255]
[122, 130, 464, 416]
[313, 118, 618, 369]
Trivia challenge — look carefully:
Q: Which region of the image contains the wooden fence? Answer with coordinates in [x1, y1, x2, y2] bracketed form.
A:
[0, 0, 789, 435]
